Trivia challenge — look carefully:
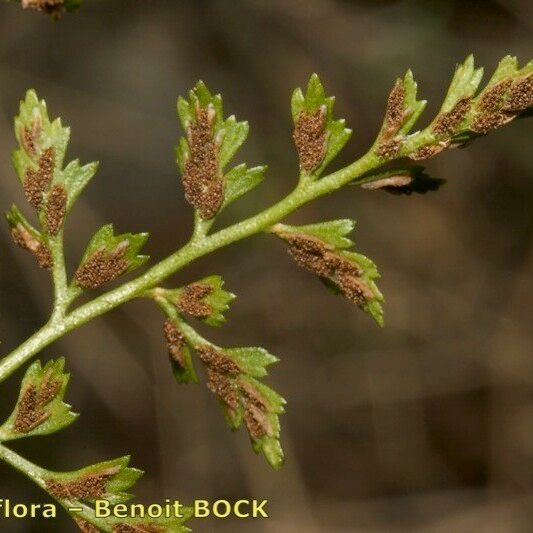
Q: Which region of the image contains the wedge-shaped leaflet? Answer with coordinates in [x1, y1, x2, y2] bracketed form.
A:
[0, 359, 77, 440]
[12, 90, 97, 235]
[291, 74, 352, 177]
[438, 55, 483, 116]
[74, 224, 149, 289]
[375, 70, 427, 160]
[273, 220, 384, 326]
[160, 275, 235, 327]
[44, 456, 142, 505]
[177, 82, 265, 219]
[223, 163, 267, 208]
[194, 342, 285, 470]
[428, 55, 486, 143]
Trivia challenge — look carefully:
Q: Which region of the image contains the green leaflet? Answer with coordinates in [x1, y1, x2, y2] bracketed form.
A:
[273, 220, 384, 326]
[190, 274, 235, 327]
[0, 359, 78, 441]
[399, 70, 428, 135]
[440, 55, 484, 113]
[225, 346, 279, 378]
[223, 164, 267, 208]
[377, 70, 427, 139]
[78, 224, 149, 270]
[197, 343, 285, 470]
[160, 275, 236, 327]
[239, 374, 285, 469]
[176, 81, 265, 214]
[44, 456, 142, 505]
[12, 90, 97, 217]
[291, 73, 352, 177]
[41, 457, 192, 533]
[339, 250, 384, 326]
[274, 219, 355, 249]
[61, 159, 99, 211]
[74, 224, 149, 288]
[13, 90, 69, 182]
[485, 55, 522, 90]
[473, 56, 532, 111]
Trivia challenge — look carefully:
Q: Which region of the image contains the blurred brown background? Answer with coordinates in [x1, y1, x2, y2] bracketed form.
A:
[0, 0, 532, 531]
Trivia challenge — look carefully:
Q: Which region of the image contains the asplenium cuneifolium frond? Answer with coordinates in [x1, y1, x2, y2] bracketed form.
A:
[0, 55, 530, 531]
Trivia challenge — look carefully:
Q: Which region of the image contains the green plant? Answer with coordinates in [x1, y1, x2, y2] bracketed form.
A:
[0, 55, 531, 531]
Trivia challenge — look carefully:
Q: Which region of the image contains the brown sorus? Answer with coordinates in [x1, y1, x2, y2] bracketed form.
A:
[196, 345, 241, 376]
[13, 385, 50, 433]
[293, 108, 328, 173]
[244, 404, 272, 440]
[163, 320, 187, 369]
[11, 224, 53, 269]
[23, 148, 55, 209]
[281, 231, 372, 306]
[284, 233, 333, 278]
[478, 79, 512, 112]
[45, 467, 119, 500]
[471, 112, 512, 134]
[45, 184, 67, 235]
[409, 143, 446, 161]
[20, 113, 43, 156]
[182, 106, 224, 219]
[336, 272, 374, 308]
[240, 380, 269, 411]
[38, 369, 62, 406]
[384, 80, 406, 136]
[34, 244, 53, 269]
[433, 98, 471, 137]
[74, 242, 129, 289]
[176, 283, 213, 318]
[503, 74, 533, 113]
[21, 126, 39, 157]
[376, 138, 402, 159]
[207, 369, 240, 412]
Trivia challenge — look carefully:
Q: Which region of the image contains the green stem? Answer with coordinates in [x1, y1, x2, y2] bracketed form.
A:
[0, 150, 382, 383]
[48, 229, 70, 319]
